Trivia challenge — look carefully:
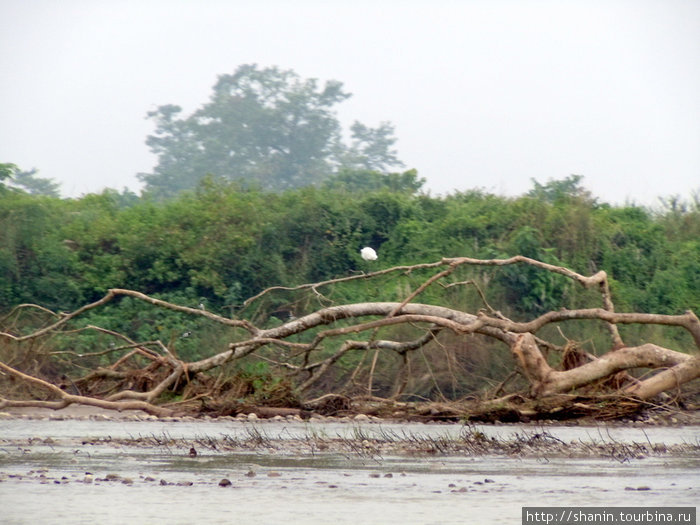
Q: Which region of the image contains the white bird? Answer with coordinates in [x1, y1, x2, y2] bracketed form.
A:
[360, 247, 378, 261]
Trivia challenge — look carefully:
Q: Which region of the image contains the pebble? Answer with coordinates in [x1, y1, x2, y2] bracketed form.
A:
[219, 478, 232, 487]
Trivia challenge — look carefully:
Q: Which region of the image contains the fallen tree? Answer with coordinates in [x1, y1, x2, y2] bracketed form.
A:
[1, 256, 698, 421]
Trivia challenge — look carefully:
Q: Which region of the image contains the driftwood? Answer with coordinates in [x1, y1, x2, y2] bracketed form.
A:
[1, 256, 698, 420]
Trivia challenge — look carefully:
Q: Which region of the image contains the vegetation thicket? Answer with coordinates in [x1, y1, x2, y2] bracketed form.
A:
[4, 172, 698, 317]
[1, 170, 699, 412]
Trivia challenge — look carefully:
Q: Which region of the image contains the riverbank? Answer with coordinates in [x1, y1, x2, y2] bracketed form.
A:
[1, 404, 698, 461]
[1, 403, 698, 426]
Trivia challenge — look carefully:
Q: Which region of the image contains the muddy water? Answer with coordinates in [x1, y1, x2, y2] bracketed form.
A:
[0, 417, 698, 525]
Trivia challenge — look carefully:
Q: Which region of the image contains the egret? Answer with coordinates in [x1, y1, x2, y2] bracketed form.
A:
[360, 247, 378, 261]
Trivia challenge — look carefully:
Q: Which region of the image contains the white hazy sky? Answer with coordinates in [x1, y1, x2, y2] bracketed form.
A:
[1, 0, 698, 204]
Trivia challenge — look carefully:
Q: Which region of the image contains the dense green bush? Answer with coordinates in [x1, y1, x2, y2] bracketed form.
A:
[1, 175, 698, 351]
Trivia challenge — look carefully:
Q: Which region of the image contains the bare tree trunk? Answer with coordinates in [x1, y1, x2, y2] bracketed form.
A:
[511, 334, 699, 399]
[1, 256, 698, 420]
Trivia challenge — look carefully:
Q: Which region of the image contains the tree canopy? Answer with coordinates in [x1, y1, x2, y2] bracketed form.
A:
[139, 64, 404, 198]
[0, 163, 60, 197]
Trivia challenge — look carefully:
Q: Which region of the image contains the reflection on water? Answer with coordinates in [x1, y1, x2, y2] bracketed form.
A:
[0, 417, 698, 525]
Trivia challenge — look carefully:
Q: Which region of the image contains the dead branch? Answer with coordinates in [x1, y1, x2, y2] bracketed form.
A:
[511, 333, 699, 399]
[1, 255, 698, 420]
[443, 255, 623, 346]
[0, 288, 259, 344]
[482, 308, 700, 348]
[0, 360, 174, 416]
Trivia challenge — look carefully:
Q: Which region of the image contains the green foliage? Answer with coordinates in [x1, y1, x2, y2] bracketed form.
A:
[527, 174, 593, 204]
[10, 169, 61, 197]
[323, 169, 425, 194]
[497, 226, 570, 315]
[0, 164, 60, 196]
[139, 64, 405, 198]
[0, 192, 81, 308]
[339, 121, 404, 172]
[234, 360, 293, 403]
[0, 163, 18, 184]
[1, 176, 698, 340]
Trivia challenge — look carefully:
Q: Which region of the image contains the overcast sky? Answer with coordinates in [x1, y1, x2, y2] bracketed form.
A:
[1, 0, 698, 205]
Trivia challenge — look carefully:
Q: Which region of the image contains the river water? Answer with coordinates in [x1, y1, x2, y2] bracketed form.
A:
[0, 415, 698, 524]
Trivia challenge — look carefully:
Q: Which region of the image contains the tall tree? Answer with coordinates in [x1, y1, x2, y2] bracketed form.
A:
[527, 174, 593, 203]
[339, 121, 404, 172]
[0, 163, 60, 196]
[0, 163, 17, 197]
[11, 168, 61, 197]
[139, 64, 404, 198]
